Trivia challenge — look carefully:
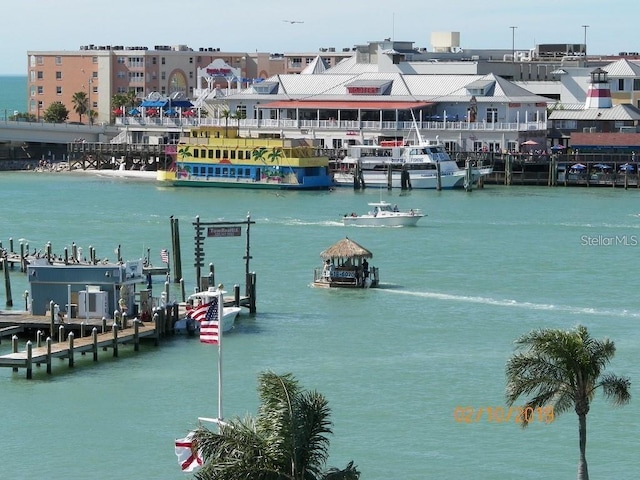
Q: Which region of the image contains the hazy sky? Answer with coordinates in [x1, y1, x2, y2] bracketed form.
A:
[1, 0, 637, 75]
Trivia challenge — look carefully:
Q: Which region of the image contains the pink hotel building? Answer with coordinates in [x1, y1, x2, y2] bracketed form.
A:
[27, 44, 351, 123]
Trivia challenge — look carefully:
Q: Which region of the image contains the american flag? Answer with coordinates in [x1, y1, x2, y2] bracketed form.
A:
[160, 248, 169, 264]
[188, 297, 220, 345]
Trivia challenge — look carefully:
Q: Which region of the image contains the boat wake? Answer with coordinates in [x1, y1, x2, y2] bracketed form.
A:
[386, 288, 640, 319]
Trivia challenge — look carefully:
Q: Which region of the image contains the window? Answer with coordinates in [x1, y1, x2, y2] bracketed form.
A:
[92, 56, 98, 63]
[161, 72, 166, 80]
[56, 86, 62, 95]
[37, 86, 43, 94]
[55, 56, 62, 65]
[161, 57, 166, 65]
[634, 79, 640, 91]
[486, 108, 498, 123]
[56, 71, 62, 80]
[618, 79, 625, 91]
[36, 56, 43, 65]
[37, 71, 43, 79]
[117, 57, 125, 64]
[189, 57, 193, 64]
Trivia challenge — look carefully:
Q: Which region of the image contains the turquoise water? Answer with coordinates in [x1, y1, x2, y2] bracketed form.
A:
[1, 173, 639, 479]
[0, 75, 27, 118]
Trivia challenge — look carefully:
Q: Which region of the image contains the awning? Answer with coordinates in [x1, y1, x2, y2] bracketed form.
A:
[258, 100, 433, 110]
[140, 100, 167, 108]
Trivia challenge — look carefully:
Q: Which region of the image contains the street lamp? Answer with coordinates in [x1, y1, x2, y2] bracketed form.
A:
[581, 25, 589, 55]
[510, 26, 517, 62]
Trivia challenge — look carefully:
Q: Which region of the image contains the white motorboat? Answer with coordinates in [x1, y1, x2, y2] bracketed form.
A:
[342, 201, 424, 227]
[332, 136, 491, 190]
[174, 287, 241, 335]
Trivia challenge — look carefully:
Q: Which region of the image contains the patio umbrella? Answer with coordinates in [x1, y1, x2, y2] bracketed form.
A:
[128, 108, 140, 115]
[521, 140, 538, 146]
[593, 163, 612, 169]
[619, 163, 635, 171]
[571, 163, 586, 170]
[550, 144, 566, 151]
[113, 107, 123, 116]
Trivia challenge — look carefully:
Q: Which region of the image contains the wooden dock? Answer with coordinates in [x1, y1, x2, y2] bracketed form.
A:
[0, 309, 174, 379]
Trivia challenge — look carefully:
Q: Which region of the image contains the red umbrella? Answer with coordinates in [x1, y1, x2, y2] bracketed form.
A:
[113, 107, 123, 115]
[183, 109, 195, 117]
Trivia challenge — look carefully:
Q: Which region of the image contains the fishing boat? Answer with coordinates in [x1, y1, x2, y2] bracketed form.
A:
[312, 237, 379, 288]
[174, 287, 242, 335]
[342, 200, 424, 227]
[161, 126, 333, 190]
[332, 136, 491, 190]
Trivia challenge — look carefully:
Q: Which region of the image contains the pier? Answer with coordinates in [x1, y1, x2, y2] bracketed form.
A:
[0, 308, 175, 379]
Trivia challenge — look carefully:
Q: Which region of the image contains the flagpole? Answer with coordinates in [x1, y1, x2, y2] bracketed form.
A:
[217, 290, 223, 423]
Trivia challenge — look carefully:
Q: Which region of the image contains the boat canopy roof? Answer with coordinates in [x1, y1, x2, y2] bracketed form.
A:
[320, 237, 373, 260]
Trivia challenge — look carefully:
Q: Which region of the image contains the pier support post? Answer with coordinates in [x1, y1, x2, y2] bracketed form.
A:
[92, 328, 98, 362]
[12, 335, 18, 372]
[46, 337, 52, 374]
[153, 311, 161, 346]
[436, 162, 442, 191]
[58, 325, 65, 344]
[37, 330, 43, 348]
[234, 284, 240, 307]
[249, 272, 257, 314]
[26, 341, 33, 379]
[49, 300, 55, 335]
[180, 278, 185, 302]
[112, 324, 119, 358]
[68, 332, 74, 368]
[3, 258, 12, 307]
[134, 319, 140, 352]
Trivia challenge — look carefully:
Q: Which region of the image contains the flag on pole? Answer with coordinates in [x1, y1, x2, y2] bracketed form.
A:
[198, 297, 220, 345]
[175, 430, 203, 472]
[160, 248, 169, 264]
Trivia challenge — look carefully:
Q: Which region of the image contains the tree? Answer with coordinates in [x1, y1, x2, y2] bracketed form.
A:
[252, 147, 268, 164]
[42, 101, 69, 123]
[71, 91, 88, 123]
[193, 371, 360, 480]
[505, 325, 630, 480]
[220, 107, 232, 136]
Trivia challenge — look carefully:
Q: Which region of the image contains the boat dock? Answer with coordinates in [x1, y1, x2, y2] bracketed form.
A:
[0, 308, 174, 379]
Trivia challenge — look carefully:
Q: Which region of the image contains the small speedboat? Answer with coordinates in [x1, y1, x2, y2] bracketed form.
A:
[174, 287, 241, 335]
[342, 201, 424, 227]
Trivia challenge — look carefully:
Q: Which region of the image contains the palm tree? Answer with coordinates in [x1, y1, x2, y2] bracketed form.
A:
[220, 107, 232, 136]
[193, 371, 360, 480]
[252, 146, 268, 164]
[71, 91, 88, 123]
[267, 147, 283, 164]
[505, 325, 631, 480]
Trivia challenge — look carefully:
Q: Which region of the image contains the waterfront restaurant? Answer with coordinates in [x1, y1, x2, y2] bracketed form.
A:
[201, 39, 550, 154]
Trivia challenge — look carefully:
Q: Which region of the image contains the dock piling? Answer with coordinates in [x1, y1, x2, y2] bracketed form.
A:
[12, 335, 18, 372]
[46, 338, 52, 374]
[26, 341, 32, 379]
[68, 332, 74, 368]
[58, 325, 65, 343]
[92, 328, 98, 361]
[112, 324, 119, 357]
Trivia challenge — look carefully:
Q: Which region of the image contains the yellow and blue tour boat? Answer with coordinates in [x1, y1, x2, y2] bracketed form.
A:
[159, 126, 333, 190]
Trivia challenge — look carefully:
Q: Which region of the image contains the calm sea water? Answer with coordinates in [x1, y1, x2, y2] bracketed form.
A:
[1, 173, 639, 479]
[0, 75, 27, 118]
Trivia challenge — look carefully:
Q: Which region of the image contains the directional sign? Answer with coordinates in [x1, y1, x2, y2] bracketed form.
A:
[207, 226, 241, 237]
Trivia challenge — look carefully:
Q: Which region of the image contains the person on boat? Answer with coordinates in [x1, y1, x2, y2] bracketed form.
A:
[362, 259, 369, 279]
[393, 204, 399, 212]
[323, 259, 332, 280]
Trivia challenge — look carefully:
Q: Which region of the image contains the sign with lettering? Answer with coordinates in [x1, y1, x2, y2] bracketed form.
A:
[347, 86, 381, 95]
[207, 226, 241, 237]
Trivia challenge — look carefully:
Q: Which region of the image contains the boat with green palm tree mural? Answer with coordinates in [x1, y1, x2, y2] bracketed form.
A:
[161, 126, 333, 189]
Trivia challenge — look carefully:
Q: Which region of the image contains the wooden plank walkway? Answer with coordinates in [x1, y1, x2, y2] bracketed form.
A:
[0, 318, 161, 379]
